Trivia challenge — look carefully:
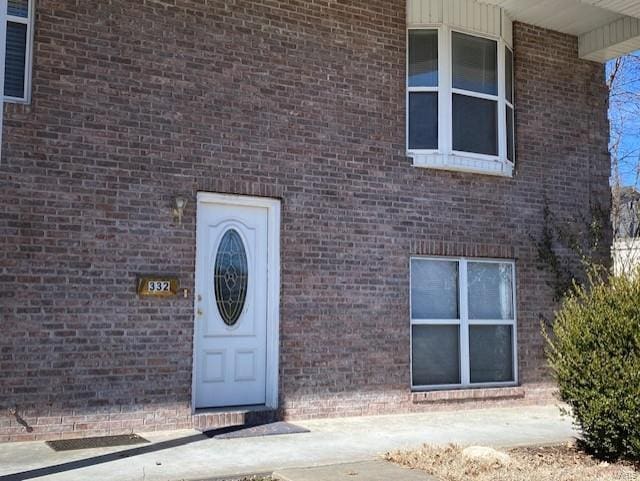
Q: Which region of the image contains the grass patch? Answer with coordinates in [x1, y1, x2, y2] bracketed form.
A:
[385, 443, 639, 481]
[219, 477, 273, 481]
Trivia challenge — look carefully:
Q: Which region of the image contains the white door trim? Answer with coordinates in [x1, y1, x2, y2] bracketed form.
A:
[192, 192, 281, 412]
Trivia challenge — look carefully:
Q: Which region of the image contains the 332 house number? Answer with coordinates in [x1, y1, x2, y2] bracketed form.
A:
[137, 276, 179, 297]
[148, 281, 170, 292]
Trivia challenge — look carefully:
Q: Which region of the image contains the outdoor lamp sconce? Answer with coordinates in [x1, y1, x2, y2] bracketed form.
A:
[172, 197, 187, 225]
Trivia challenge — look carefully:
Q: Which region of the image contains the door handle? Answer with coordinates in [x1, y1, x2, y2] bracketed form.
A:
[197, 309, 203, 316]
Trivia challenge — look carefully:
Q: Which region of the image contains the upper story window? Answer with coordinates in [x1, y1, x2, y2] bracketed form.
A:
[407, 26, 515, 177]
[4, 0, 34, 103]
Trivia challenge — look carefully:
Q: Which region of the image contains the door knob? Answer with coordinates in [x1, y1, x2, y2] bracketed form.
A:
[197, 309, 203, 316]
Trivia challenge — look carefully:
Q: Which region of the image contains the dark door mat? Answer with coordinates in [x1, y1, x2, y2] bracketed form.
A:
[204, 421, 309, 439]
[46, 433, 150, 451]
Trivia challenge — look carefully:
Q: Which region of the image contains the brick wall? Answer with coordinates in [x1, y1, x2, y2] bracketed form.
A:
[0, 0, 611, 441]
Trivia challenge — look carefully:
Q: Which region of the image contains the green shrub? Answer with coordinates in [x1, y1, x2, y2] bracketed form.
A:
[545, 272, 640, 460]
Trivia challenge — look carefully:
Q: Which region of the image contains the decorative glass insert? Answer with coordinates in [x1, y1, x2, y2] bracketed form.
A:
[214, 229, 248, 326]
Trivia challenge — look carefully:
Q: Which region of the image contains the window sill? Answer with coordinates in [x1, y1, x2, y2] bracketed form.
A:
[4, 97, 30, 105]
[410, 152, 513, 178]
[412, 386, 524, 404]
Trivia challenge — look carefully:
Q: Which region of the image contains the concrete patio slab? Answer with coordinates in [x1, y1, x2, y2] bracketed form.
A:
[0, 405, 577, 481]
[274, 460, 438, 481]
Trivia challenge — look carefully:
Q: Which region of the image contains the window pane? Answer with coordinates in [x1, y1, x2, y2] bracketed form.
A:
[409, 30, 438, 88]
[470, 325, 514, 383]
[467, 262, 514, 320]
[505, 47, 514, 104]
[452, 94, 497, 156]
[507, 106, 514, 162]
[412, 325, 460, 385]
[408, 92, 438, 150]
[5, 22, 27, 98]
[411, 259, 458, 319]
[452, 32, 497, 95]
[8, 0, 28, 17]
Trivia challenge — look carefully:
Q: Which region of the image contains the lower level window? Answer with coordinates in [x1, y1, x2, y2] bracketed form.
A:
[410, 257, 516, 389]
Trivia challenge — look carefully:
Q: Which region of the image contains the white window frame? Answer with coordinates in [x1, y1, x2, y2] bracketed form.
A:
[0, 0, 6, 157]
[407, 25, 515, 177]
[505, 45, 515, 163]
[410, 256, 518, 391]
[4, 0, 35, 104]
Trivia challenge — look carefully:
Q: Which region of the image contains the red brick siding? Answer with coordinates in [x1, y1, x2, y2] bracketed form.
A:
[0, 0, 610, 441]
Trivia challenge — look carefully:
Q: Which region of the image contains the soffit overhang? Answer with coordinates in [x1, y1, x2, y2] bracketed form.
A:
[475, 0, 640, 61]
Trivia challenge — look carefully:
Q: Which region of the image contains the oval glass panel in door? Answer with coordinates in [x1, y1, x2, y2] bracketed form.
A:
[214, 229, 248, 326]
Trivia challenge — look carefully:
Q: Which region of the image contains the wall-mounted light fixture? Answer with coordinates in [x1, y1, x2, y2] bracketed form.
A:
[172, 197, 187, 225]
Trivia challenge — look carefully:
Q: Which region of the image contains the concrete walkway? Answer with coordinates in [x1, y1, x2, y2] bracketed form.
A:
[0, 405, 577, 481]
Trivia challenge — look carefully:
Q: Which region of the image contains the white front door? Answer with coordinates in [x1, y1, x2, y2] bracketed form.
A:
[194, 195, 277, 408]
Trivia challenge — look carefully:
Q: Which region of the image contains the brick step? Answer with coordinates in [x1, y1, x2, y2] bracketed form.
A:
[192, 405, 277, 431]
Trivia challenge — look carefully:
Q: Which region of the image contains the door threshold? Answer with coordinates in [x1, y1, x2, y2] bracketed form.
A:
[194, 404, 272, 415]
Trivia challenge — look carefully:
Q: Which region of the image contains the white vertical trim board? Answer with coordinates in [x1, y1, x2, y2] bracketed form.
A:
[501, 9, 513, 48]
[408, 0, 443, 25]
[497, 39, 507, 162]
[440, 26, 451, 159]
[459, 259, 471, 386]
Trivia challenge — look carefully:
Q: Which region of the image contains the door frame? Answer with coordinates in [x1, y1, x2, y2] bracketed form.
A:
[192, 192, 281, 412]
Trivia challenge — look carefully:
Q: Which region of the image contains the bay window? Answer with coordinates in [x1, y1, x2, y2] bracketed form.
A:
[408, 26, 515, 176]
[410, 257, 517, 390]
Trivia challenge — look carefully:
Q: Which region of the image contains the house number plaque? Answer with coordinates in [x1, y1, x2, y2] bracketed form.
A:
[137, 276, 180, 297]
